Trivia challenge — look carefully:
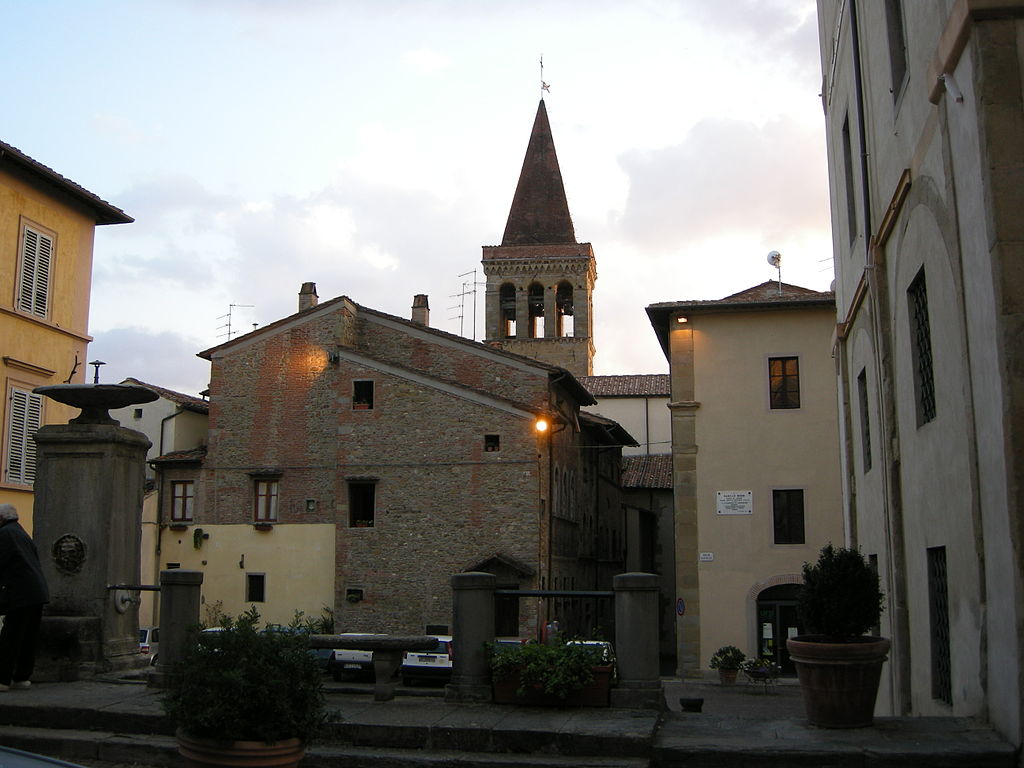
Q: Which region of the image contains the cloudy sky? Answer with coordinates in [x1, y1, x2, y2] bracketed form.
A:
[4, 1, 832, 396]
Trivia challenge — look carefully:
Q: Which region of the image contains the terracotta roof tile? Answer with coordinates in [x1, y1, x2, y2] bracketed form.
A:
[579, 374, 670, 397]
[622, 454, 673, 489]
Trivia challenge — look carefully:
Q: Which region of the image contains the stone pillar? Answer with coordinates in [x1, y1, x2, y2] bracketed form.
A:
[612, 572, 665, 710]
[33, 422, 150, 680]
[445, 571, 495, 702]
[149, 570, 203, 688]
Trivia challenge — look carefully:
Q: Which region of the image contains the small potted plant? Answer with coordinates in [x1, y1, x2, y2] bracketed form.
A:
[488, 639, 613, 706]
[163, 607, 326, 767]
[708, 645, 746, 685]
[787, 543, 888, 728]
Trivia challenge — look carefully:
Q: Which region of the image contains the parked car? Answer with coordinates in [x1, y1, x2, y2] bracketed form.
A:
[401, 635, 453, 686]
[328, 633, 389, 681]
[138, 626, 159, 666]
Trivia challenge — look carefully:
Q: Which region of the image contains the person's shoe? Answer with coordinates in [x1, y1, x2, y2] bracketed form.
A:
[10, 681, 30, 690]
[0, 683, 9, 691]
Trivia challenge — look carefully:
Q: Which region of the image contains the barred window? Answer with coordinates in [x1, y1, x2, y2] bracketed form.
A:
[857, 369, 872, 472]
[928, 546, 951, 704]
[772, 489, 805, 545]
[908, 269, 936, 425]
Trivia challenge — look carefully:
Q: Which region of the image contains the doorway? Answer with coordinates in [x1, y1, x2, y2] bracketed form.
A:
[755, 584, 802, 675]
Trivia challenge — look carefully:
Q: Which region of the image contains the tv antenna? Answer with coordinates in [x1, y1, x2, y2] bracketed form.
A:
[767, 251, 782, 296]
[449, 269, 485, 340]
[217, 303, 255, 340]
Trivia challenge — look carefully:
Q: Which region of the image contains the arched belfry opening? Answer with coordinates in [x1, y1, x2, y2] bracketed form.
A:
[481, 100, 597, 376]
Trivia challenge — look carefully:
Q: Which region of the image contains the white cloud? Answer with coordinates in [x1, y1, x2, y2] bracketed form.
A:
[402, 48, 450, 74]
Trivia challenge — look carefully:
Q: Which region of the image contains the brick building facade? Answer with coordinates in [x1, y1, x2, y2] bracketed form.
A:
[154, 290, 633, 635]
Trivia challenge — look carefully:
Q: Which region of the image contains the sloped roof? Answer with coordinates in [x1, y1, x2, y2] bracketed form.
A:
[579, 410, 638, 447]
[151, 446, 207, 465]
[0, 140, 132, 225]
[501, 99, 576, 246]
[121, 378, 209, 414]
[646, 281, 836, 359]
[622, 454, 673, 490]
[579, 374, 670, 398]
[198, 294, 596, 407]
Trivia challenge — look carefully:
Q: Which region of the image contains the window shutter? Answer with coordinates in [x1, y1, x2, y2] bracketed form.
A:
[6, 388, 43, 485]
[19, 226, 53, 318]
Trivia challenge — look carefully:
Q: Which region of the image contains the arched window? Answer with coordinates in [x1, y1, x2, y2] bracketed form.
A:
[528, 282, 545, 338]
[556, 281, 574, 337]
[500, 283, 516, 338]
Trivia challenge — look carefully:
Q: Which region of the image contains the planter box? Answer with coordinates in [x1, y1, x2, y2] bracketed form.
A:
[492, 665, 612, 707]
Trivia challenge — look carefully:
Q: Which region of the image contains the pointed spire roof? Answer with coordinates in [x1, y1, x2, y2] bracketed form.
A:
[501, 100, 576, 246]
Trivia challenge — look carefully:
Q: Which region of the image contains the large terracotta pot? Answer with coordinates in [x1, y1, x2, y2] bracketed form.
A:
[492, 665, 613, 706]
[786, 635, 891, 728]
[177, 731, 306, 768]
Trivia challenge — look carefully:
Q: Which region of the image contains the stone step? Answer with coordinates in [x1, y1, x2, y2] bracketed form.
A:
[0, 726, 649, 768]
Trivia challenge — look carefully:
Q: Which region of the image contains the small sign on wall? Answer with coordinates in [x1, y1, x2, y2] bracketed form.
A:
[717, 490, 753, 515]
[699, 552, 714, 562]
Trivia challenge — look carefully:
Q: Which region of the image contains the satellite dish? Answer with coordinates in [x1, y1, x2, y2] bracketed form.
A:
[767, 250, 781, 267]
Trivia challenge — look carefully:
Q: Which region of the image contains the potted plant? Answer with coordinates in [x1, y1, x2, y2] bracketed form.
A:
[786, 543, 889, 728]
[163, 607, 326, 767]
[488, 639, 613, 706]
[708, 645, 746, 685]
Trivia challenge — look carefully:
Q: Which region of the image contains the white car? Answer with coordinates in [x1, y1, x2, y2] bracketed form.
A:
[401, 635, 453, 686]
[328, 633, 388, 681]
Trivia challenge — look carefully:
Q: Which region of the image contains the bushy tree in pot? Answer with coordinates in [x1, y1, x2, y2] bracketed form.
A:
[163, 607, 326, 768]
[488, 639, 613, 706]
[786, 543, 889, 728]
[708, 645, 746, 685]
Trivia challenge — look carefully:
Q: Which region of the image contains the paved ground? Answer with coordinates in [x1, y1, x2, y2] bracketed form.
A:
[0, 674, 1017, 768]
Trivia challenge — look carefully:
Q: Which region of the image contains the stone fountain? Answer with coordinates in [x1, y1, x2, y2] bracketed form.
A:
[31, 383, 157, 680]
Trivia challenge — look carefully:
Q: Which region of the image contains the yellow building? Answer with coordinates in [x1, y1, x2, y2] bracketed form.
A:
[648, 281, 844, 678]
[1, 140, 132, 531]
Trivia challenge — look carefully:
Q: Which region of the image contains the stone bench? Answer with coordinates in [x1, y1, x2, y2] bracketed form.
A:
[308, 634, 439, 701]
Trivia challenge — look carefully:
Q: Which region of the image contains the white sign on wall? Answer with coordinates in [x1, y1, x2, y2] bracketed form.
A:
[699, 552, 714, 562]
[716, 490, 753, 515]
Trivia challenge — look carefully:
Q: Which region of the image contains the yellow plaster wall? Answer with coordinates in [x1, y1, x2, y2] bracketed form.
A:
[0, 168, 98, 532]
[159, 524, 336, 627]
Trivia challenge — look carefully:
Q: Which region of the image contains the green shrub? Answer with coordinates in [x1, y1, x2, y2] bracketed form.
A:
[709, 645, 745, 670]
[798, 543, 884, 639]
[488, 640, 605, 699]
[163, 607, 326, 743]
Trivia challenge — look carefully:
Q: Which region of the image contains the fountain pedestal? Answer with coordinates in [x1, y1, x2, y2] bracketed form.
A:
[31, 384, 157, 680]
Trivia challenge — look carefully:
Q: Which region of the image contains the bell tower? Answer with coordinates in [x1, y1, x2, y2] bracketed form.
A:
[482, 99, 597, 377]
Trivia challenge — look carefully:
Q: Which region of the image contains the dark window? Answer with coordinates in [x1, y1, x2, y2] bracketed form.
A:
[927, 546, 951, 704]
[171, 480, 195, 522]
[247, 573, 266, 603]
[254, 479, 279, 523]
[353, 380, 374, 410]
[769, 357, 800, 410]
[884, 0, 908, 103]
[349, 481, 376, 527]
[133, 408, 143, 419]
[528, 282, 544, 338]
[484, 434, 500, 452]
[500, 283, 516, 338]
[908, 269, 936, 425]
[842, 114, 857, 244]
[857, 369, 872, 471]
[772, 489, 805, 545]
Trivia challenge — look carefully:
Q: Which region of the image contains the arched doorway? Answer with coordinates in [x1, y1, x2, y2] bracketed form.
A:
[756, 584, 802, 675]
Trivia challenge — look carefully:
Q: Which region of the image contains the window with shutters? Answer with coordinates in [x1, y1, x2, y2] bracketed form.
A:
[5, 387, 43, 485]
[17, 222, 55, 319]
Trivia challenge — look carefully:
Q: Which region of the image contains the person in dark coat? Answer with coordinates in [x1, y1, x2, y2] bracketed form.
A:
[0, 503, 49, 690]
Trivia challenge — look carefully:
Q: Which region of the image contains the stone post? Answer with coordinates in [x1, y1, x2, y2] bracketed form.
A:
[32, 422, 150, 680]
[149, 570, 203, 688]
[612, 572, 665, 710]
[445, 571, 495, 702]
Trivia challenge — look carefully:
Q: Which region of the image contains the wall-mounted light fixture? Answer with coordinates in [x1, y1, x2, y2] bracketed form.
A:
[676, 316, 688, 324]
[535, 417, 550, 434]
[327, 350, 341, 365]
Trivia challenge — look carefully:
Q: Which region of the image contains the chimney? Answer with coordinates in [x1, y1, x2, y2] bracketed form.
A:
[299, 282, 318, 312]
[411, 294, 430, 326]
